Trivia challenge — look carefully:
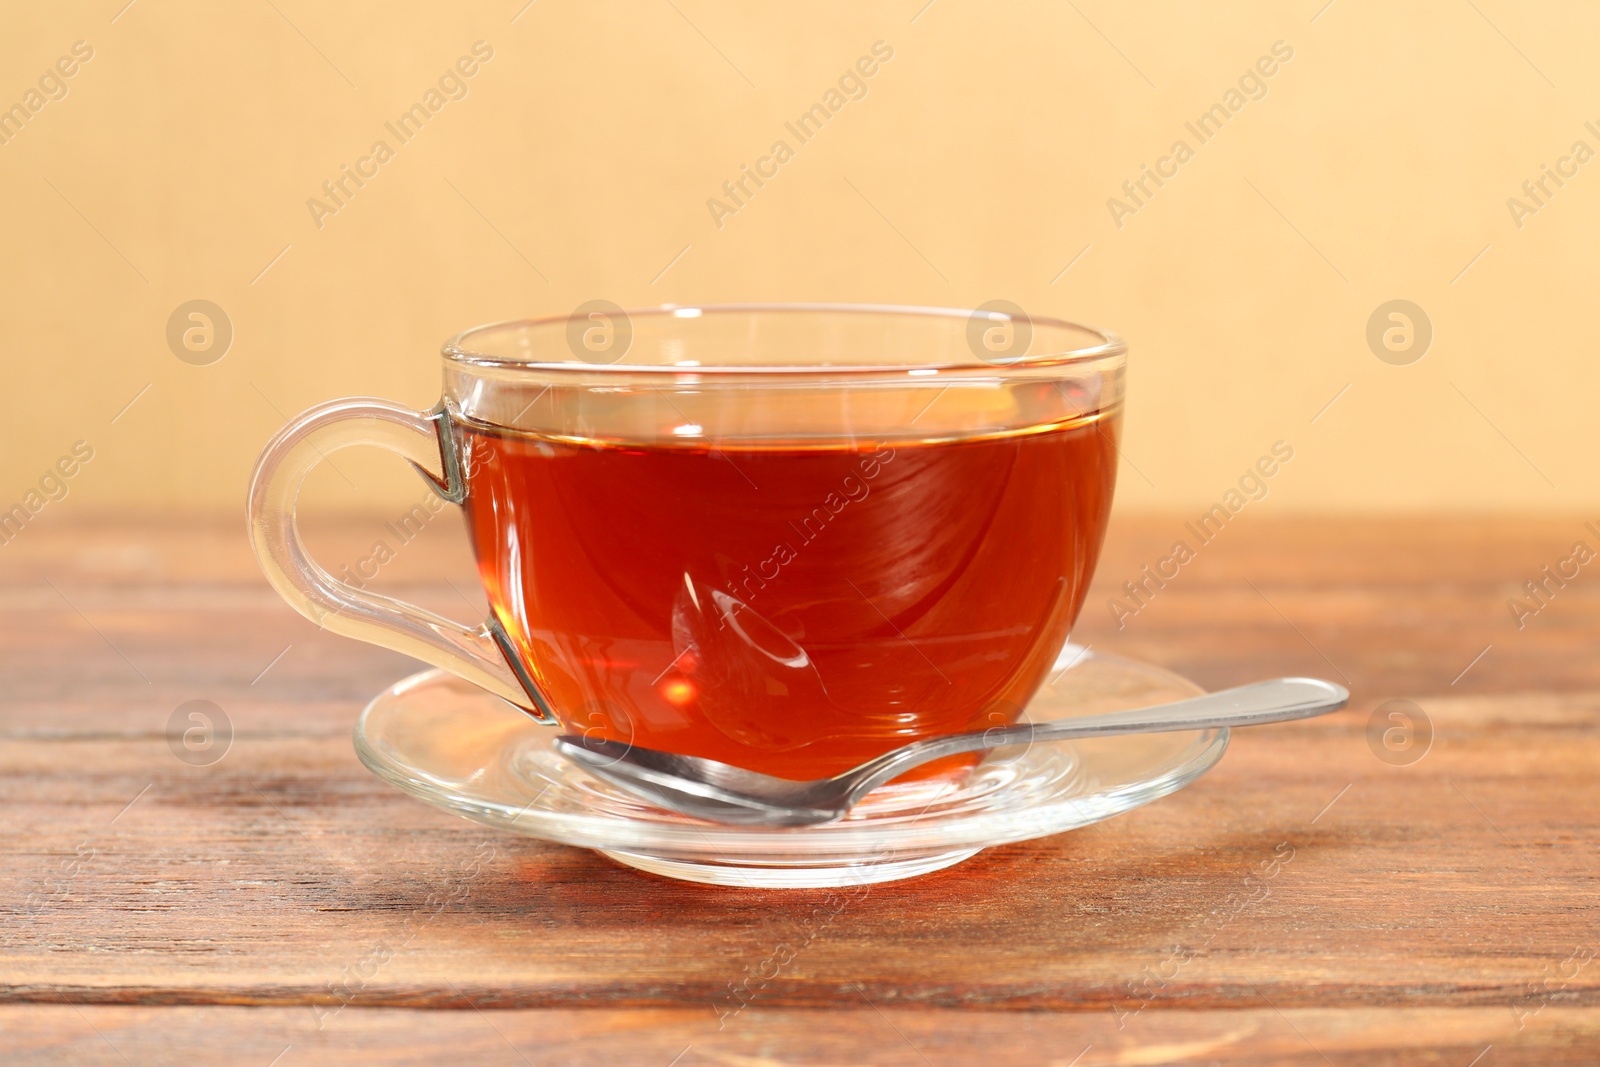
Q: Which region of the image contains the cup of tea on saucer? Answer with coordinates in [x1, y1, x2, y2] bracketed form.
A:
[248, 303, 1226, 887]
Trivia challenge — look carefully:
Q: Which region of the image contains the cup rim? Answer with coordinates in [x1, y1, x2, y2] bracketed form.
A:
[441, 302, 1125, 376]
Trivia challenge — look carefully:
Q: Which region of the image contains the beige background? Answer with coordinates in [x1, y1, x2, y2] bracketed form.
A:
[2, 0, 1596, 520]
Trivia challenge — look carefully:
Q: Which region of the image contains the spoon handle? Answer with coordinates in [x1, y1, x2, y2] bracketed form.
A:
[849, 677, 1348, 798]
[1025, 676, 1348, 743]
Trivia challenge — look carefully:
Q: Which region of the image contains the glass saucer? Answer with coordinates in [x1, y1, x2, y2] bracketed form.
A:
[353, 646, 1226, 888]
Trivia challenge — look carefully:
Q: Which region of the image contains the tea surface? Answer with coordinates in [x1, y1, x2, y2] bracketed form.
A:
[458, 415, 1119, 779]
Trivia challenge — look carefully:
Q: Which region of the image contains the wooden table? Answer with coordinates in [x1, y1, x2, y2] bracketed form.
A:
[4, 516, 1598, 1064]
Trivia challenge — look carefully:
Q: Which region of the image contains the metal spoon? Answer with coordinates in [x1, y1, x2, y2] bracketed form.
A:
[553, 676, 1348, 827]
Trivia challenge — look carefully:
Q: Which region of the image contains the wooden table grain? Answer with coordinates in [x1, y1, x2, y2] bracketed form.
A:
[3, 515, 1598, 1065]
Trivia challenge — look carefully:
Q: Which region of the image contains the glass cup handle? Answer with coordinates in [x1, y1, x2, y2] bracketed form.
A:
[246, 397, 558, 724]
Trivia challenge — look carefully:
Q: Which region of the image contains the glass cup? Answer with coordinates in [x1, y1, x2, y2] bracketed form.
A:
[248, 304, 1125, 783]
